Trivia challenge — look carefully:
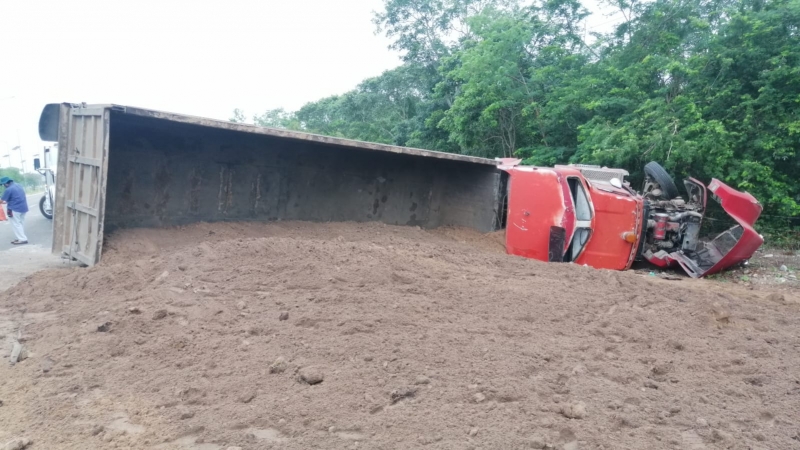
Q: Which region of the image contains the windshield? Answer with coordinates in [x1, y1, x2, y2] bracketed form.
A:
[572, 180, 591, 221]
[566, 178, 593, 261]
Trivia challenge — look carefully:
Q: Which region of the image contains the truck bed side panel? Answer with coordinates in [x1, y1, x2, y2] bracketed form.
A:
[103, 112, 502, 234]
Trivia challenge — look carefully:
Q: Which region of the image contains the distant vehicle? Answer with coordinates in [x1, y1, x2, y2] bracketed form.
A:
[33, 152, 55, 220]
[499, 160, 763, 278]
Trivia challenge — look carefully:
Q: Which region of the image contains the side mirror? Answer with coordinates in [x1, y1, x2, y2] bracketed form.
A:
[610, 177, 623, 189]
[33, 158, 41, 170]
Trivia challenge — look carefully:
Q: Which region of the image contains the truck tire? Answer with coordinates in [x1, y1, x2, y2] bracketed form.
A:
[39, 196, 53, 220]
[644, 161, 679, 200]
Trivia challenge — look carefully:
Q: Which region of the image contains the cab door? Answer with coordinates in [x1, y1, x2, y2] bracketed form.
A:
[504, 167, 575, 262]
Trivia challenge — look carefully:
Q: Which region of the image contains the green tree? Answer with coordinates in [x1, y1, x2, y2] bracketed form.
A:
[574, 0, 800, 219]
[0, 167, 40, 193]
[236, 0, 800, 228]
[229, 108, 248, 123]
[437, 1, 589, 158]
[374, 0, 520, 65]
[253, 108, 299, 129]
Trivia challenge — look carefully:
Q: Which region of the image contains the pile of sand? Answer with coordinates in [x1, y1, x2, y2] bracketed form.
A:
[1, 221, 798, 449]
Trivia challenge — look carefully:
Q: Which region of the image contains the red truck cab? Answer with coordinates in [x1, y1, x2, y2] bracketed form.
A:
[501, 162, 643, 271]
[498, 160, 763, 277]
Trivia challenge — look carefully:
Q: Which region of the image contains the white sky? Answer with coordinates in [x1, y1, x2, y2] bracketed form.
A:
[0, 0, 621, 173]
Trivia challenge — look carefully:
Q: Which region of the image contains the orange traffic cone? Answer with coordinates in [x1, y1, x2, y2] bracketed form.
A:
[0, 206, 6, 221]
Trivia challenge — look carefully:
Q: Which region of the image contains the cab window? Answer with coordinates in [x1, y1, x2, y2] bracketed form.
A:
[570, 178, 592, 221]
[566, 178, 593, 261]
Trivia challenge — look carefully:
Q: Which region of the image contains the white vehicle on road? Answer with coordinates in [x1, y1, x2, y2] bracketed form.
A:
[33, 147, 55, 220]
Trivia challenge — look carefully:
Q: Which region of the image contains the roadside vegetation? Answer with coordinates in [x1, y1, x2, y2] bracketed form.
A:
[233, 0, 799, 243]
[0, 167, 43, 192]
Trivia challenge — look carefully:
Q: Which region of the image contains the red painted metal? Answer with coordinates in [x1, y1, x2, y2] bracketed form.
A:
[642, 178, 763, 277]
[500, 161, 762, 277]
[672, 179, 763, 277]
[574, 182, 642, 270]
[653, 214, 669, 240]
[503, 167, 576, 261]
[500, 163, 641, 271]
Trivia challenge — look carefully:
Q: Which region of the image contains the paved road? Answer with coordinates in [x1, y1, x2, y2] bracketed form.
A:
[0, 193, 62, 291]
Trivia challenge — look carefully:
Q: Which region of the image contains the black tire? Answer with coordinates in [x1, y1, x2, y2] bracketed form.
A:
[39, 195, 53, 220]
[644, 161, 679, 200]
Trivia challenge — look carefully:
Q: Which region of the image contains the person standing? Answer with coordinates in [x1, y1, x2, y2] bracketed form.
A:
[0, 176, 29, 245]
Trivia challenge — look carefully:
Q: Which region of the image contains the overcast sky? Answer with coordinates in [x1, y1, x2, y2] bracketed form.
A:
[0, 0, 620, 173]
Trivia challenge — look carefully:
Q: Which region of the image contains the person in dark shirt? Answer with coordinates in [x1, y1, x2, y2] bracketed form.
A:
[0, 177, 29, 245]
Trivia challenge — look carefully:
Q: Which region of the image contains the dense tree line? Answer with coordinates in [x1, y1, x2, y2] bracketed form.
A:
[234, 0, 799, 232]
[0, 167, 43, 192]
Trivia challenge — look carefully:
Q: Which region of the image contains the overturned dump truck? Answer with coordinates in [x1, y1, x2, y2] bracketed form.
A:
[38, 103, 763, 277]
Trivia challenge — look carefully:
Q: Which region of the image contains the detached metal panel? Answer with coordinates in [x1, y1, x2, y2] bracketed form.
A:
[55, 105, 111, 266]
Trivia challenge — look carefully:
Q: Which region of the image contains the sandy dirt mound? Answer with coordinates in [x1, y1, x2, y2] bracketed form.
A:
[1, 221, 799, 449]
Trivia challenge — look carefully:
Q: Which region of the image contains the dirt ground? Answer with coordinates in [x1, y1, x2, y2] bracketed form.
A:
[1, 221, 799, 450]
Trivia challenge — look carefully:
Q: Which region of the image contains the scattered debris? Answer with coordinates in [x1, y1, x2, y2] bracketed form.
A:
[390, 387, 417, 404]
[279, 312, 289, 321]
[238, 391, 257, 404]
[414, 375, 431, 385]
[559, 402, 587, 419]
[336, 431, 367, 441]
[660, 274, 683, 281]
[97, 322, 112, 332]
[644, 380, 660, 389]
[178, 407, 195, 419]
[152, 310, 168, 320]
[526, 435, 547, 449]
[711, 302, 731, 324]
[40, 357, 53, 374]
[269, 357, 288, 374]
[8, 342, 23, 365]
[298, 366, 325, 385]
